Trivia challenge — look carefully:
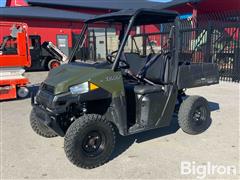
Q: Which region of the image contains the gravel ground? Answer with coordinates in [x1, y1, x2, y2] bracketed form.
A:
[1, 71, 239, 179]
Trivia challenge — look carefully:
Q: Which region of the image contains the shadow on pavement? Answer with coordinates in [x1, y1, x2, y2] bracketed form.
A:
[208, 101, 220, 112]
[111, 100, 219, 161]
[111, 114, 180, 161]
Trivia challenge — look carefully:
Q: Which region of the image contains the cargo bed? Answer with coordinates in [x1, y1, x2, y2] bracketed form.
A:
[177, 63, 219, 89]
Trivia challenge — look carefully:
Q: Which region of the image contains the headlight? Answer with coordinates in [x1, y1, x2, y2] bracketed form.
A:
[69, 82, 99, 95]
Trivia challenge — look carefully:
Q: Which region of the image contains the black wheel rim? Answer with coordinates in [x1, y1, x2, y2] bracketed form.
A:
[82, 131, 105, 157]
[192, 106, 207, 126]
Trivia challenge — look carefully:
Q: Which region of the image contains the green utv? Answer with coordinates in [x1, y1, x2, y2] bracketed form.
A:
[30, 9, 219, 169]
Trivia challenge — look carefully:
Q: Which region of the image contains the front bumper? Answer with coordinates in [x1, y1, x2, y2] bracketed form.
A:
[31, 91, 78, 137]
[31, 89, 82, 137]
[31, 86, 107, 136]
[32, 104, 65, 136]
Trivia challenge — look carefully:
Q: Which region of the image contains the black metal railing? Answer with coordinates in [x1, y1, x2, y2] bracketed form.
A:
[134, 11, 240, 82]
[179, 11, 240, 82]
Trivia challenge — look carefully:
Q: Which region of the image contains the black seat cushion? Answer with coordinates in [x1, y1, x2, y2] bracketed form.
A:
[134, 85, 163, 95]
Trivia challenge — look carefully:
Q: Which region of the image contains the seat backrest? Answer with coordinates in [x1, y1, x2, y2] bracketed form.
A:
[125, 53, 147, 75]
[124, 52, 170, 85]
[145, 55, 170, 84]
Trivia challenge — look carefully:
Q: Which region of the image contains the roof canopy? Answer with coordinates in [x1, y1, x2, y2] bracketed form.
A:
[27, 0, 161, 10]
[27, 0, 202, 11]
[1, 0, 204, 23]
[153, 0, 200, 9]
[0, 6, 93, 21]
[86, 8, 178, 25]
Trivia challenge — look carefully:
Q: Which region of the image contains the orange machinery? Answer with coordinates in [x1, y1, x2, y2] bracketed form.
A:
[0, 22, 31, 100]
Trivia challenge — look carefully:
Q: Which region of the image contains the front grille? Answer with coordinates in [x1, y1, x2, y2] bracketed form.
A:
[36, 90, 54, 109]
[41, 83, 54, 94]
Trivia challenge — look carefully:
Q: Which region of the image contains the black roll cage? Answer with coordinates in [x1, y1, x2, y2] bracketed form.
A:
[69, 8, 180, 84]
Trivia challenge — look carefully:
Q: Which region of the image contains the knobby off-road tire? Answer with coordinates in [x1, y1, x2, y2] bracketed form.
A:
[30, 109, 58, 138]
[64, 114, 116, 169]
[178, 96, 211, 135]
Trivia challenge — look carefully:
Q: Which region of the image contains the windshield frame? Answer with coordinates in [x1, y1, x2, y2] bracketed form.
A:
[68, 18, 135, 71]
[68, 24, 88, 63]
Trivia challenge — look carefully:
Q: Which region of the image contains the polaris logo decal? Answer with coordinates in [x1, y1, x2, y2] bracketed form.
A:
[105, 75, 121, 81]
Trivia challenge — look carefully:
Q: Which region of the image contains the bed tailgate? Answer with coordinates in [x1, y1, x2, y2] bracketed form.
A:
[177, 63, 219, 89]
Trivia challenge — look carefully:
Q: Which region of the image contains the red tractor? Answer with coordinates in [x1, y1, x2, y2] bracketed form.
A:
[0, 22, 31, 100]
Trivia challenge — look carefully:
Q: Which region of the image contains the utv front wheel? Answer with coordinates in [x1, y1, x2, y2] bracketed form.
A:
[64, 114, 116, 169]
[30, 109, 58, 138]
[178, 96, 211, 135]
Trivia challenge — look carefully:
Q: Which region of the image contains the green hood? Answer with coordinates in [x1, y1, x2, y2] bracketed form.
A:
[44, 63, 124, 96]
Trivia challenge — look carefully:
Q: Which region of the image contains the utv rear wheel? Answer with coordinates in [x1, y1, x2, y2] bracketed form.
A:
[30, 109, 58, 138]
[178, 96, 211, 135]
[64, 114, 116, 169]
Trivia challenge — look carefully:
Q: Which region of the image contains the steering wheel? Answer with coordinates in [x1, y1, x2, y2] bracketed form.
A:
[106, 50, 130, 69]
[118, 59, 130, 69]
[106, 50, 118, 64]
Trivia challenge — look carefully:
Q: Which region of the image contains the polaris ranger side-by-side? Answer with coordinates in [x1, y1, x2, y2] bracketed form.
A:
[30, 9, 219, 169]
